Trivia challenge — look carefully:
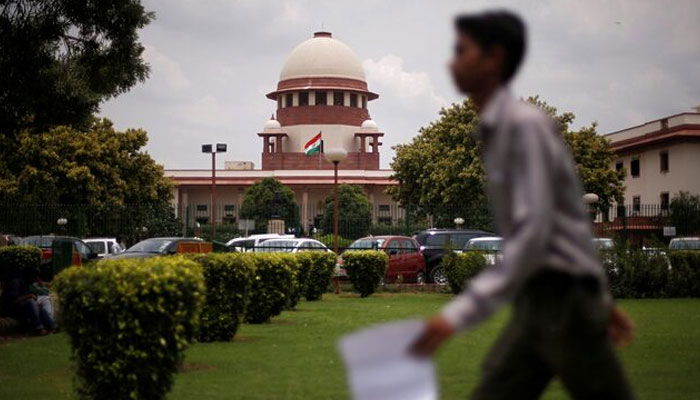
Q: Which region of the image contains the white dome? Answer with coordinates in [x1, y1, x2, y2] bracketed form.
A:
[361, 119, 378, 130]
[279, 32, 366, 81]
[264, 118, 281, 130]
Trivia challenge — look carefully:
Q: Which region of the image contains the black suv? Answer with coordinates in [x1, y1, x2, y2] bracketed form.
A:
[414, 229, 493, 285]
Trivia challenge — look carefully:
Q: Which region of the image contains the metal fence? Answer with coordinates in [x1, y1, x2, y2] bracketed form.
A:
[1, 202, 697, 248]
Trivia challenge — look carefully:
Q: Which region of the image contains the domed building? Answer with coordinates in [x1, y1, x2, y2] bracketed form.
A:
[167, 32, 400, 232]
[259, 31, 384, 170]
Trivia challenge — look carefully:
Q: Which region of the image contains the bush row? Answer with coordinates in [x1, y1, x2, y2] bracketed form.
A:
[0, 245, 41, 281]
[341, 250, 388, 297]
[54, 257, 205, 400]
[442, 251, 487, 295]
[602, 247, 700, 298]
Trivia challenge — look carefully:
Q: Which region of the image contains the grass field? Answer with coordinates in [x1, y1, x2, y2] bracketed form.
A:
[1, 294, 699, 399]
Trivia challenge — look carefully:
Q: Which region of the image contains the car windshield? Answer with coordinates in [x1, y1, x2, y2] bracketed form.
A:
[670, 239, 700, 250]
[21, 236, 54, 248]
[257, 240, 296, 253]
[87, 242, 106, 254]
[126, 239, 174, 254]
[466, 240, 502, 251]
[593, 239, 614, 250]
[349, 238, 386, 250]
[423, 234, 447, 247]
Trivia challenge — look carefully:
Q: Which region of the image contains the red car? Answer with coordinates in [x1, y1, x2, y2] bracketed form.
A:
[347, 236, 427, 284]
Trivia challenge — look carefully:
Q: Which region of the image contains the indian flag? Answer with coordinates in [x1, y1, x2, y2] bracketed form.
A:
[304, 132, 322, 156]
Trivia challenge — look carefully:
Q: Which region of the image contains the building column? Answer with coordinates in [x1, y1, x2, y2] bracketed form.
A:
[262, 136, 269, 153]
[372, 136, 379, 153]
[302, 190, 309, 233]
[181, 190, 189, 235]
[359, 135, 366, 153]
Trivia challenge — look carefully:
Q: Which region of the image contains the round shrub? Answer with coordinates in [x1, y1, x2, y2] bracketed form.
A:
[277, 254, 302, 310]
[341, 250, 387, 297]
[54, 256, 205, 400]
[187, 253, 255, 342]
[443, 251, 487, 295]
[0, 245, 41, 281]
[297, 252, 336, 301]
[244, 253, 296, 323]
[668, 251, 700, 297]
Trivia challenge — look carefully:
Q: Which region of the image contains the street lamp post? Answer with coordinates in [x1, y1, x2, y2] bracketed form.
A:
[202, 143, 227, 238]
[57, 217, 68, 234]
[454, 217, 465, 228]
[325, 148, 347, 295]
[325, 148, 348, 255]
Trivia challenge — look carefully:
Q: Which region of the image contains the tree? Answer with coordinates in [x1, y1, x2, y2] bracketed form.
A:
[0, 0, 154, 134]
[670, 192, 700, 236]
[0, 118, 179, 238]
[388, 99, 491, 229]
[389, 97, 625, 226]
[239, 178, 299, 232]
[320, 184, 372, 240]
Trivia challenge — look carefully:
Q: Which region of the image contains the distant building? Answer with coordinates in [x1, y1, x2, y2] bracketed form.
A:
[607, 110, 700, 209]
[165, 32, 400, 232]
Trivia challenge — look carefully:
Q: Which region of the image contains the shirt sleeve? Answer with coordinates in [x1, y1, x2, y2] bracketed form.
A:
[441, 119, 556, 332]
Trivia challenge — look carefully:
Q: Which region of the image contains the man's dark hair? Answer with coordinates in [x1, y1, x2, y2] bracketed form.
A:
[455, 10, 526, 83]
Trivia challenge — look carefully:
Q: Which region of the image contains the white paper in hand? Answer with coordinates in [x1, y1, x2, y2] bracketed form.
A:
[338, 319, 437, 400]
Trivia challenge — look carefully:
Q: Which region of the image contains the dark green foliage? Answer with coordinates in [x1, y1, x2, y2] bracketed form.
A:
[667, 251, 700, 297]
[320, 184, 373, 239]
[239, 178, 299, 232]
[186, 253, 255, 342]
[277, 254, 302, 310]
[296, 252, 336, 301]
[341, 251, 387, 297]
[53, 257, 204, 400]
[442, 251, 487, 294]
[0, 0, 154, 134]
[669, 192, 700, 236]
[244, 253, 296, 323]
[315, 233, 353, 251]
[0, 245, 41, 281]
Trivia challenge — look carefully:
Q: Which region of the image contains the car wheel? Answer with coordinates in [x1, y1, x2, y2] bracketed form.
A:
[416, 271, 426, 285]
[430, 267, 448, 286]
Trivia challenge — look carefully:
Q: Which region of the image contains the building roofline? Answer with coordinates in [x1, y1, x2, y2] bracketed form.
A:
[604, 112, 699, 137]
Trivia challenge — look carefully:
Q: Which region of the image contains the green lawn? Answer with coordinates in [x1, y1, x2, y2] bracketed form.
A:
[1, 294, 699, 399]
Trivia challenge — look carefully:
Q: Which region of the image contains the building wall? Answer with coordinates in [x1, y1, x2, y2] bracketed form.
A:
[173, 183, 400, 233]
[613, 141, 700, 204]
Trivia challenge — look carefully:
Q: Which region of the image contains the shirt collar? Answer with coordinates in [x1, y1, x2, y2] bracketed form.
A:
[479, 86, 510, 130]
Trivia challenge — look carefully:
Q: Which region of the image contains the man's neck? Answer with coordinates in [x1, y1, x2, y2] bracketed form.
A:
[470, 80, 502, 111]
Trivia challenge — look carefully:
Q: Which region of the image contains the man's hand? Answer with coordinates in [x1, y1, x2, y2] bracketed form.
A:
[609, 305, 634, 347]
[410, 315, 456, 358]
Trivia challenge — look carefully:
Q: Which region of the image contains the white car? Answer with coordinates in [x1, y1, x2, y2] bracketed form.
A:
[255, 238, 332, 253]
[463, 236, 503, 265]
[669, 237, 700, 250]
[226, 233, 295, 252]
[84, 238, 124, 259]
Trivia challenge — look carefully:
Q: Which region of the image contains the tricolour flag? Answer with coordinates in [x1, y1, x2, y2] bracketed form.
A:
[304, 132, 322, 156]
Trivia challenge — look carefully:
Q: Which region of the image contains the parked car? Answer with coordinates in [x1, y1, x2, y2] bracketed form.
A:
[463, 236, 503, 266]
[0, 233, 21, 247]
[226, 233, 295, 252]
[669, 237, 700, 250]
[19, 235, 97, 266]
[347, 236, 427, 284]
[254, 238, 331, 253]
[592, 238, 615, 251]
[112, 237, 212, 259]
[414, 228, 493, 284]
[84, 238, 124, 259]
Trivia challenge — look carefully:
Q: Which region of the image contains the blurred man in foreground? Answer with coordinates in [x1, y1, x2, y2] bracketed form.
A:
[411, 10, 635, 399]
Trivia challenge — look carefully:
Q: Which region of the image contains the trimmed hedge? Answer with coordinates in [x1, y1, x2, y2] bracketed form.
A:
[0, 245, 41, 281]
[667, 251, 700, 297]
[244, 253, 296, 323]
[186, 253, 255, 342]
[443, 251, 487, 295]
[341, 250, 387, 297]
[54, 257, 204, 400]
[277, 254, 302, 310]
[297, 252, 336, 301]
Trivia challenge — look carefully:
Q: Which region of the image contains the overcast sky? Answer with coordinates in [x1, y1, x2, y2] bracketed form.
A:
[100, 0, 700, 170]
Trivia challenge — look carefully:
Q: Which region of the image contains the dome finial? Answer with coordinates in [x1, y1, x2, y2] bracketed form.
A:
[313, 31, 332, 38]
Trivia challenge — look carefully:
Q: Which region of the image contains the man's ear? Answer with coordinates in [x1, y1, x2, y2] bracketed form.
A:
[485, 45, 507, 81]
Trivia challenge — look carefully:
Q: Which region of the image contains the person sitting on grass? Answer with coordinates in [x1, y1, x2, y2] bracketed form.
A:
[1, 274, 56, 336]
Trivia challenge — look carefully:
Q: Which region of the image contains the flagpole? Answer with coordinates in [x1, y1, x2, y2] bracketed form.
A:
[319, 138, 323, 169]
